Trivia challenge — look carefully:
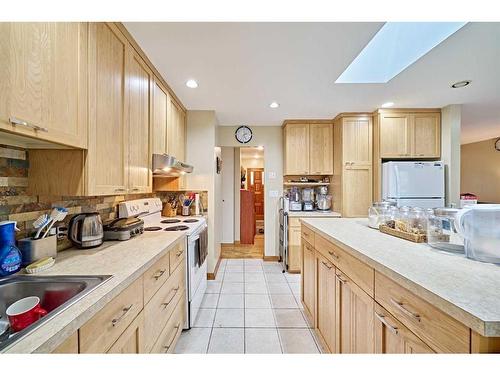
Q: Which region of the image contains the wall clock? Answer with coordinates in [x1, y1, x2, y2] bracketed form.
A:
[235, 126, 253, 144]
[495, 138, 500, 151]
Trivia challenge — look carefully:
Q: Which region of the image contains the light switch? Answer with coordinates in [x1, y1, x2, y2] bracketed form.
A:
[269, 190, 279, 198]
[268, 171, 276, 179]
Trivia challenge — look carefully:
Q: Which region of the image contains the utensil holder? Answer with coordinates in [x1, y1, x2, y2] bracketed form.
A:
[17, 235, 57, 266]
[162, 204, 177, 217]
[182, 206, 190, 216]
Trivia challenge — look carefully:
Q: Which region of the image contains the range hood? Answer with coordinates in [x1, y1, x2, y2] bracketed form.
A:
[152, 154, 193, 177]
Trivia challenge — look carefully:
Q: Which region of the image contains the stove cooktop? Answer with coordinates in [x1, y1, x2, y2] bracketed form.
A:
[183, 219, 199, 223]
[161, 219, 181, 224]
[144, 226, 162, 232]
[164, 225, 190, 232]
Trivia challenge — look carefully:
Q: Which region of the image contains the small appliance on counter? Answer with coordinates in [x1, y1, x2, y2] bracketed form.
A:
[302, 188, 315, 211]
[103, 217, 144, 241]
[315, 186, 332, 211]
[288, 187, 302, 211]
[68, 212, 104, 249]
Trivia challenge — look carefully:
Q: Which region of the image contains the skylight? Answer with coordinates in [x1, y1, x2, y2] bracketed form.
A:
[335, 22, 467, 83]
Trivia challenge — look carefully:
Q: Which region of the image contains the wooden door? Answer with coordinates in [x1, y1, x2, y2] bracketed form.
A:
[412, 113, 441, 157]
[0, 23, 88, 148]
[374, 303, 434, 354]
[316, 252, 336, 353]
[284, 123, 309, 175]
[301, 240, 316, 323]
[87, 23, 129, 195]
[127, 50, 153, 193]
[247, 168, 264, 220]
[379, 113, 411, 158]
[152, 79, 168, 154]
[336, 270, 374, 353]
[309, 123, 333, 175]
[287, 225, 301, 273]
[107, 311, 145, 354]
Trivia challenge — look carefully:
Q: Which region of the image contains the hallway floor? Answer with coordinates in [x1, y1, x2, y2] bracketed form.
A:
[174, 258, 324, 354]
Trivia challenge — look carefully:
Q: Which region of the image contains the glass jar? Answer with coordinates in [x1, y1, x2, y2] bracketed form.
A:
[427, 208, 464, 253]
[383, 206, 400, 229]
[409, 207, 427, 234]
[395, 206, 411, 232]
[368, 201, 396, 229]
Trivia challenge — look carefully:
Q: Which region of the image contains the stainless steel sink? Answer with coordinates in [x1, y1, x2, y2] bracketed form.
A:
[0, 274, 112, 351]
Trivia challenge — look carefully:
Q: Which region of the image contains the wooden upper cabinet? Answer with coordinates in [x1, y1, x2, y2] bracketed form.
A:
[284, 123, 309, 175]
[167, 97, 186, 161]
[316, 252, 336, 353]
[87, 23, 129, 195]
[342, 117, 372, 165]
[413, 113, 440, 157]
[0, 22, 88, 148]
[152, 80, 168, 155]
[127, 50, 153, 194]
[309, 123, 333, 175]
[379, 113, 411, 158]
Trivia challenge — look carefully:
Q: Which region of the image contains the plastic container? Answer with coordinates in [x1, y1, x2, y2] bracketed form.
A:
[427, 207, 464, 254]
[0, 221, 22, 276]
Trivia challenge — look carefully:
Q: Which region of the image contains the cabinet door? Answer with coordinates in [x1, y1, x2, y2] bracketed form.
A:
[412, 113, 440, 158]
[336, 270, 374, 353]
[87, 23, 129, 195]
[288, 226, 302, 273]
[284, 123, 309, 175]
[342, 117, 372, 164]
[374, 303, 434, 354]
[166, 97, 185, 160]
[127, 50, 153, 194]
[107, 311, 145, 354]
[316, 253, 336, 353]
[301, 240, 316, 323]
[343, 165, 372, 218]
[0, 23, 87, 148]
[52, 332, 79, 353]
[309, 123, 333, 175]
[379, 113, 411, 158]
[152, 80, 168, 155]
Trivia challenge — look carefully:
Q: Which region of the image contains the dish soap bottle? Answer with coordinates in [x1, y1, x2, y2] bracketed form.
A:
[0, 221, 22, 276]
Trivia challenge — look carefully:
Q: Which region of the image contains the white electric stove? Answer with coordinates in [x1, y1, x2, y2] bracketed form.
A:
[118, 198, 208, 329]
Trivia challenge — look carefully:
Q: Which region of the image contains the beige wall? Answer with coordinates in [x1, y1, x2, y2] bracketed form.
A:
[217, 126, 283, 257]
[441, 104, 462, 206]
[241, 157, 264, 170]
[461, 138, 500, 203]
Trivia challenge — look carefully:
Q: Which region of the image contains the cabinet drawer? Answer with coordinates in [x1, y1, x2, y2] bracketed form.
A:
[80, 276, 144, 353]
[107, 311, 144, 354]
[375, 272, 469, 353]
[150, 292, 186, 353]
[169, 240, 186, 274]
[289, 218, 301, 227]
[143, 251, 170, 303]
[301, 225, 315, 246]
[144, 261, 185, 353]
[315, 234, 374, 296]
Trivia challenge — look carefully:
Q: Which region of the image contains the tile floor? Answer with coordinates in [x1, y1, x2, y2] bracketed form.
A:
[174, 258, 324, 354]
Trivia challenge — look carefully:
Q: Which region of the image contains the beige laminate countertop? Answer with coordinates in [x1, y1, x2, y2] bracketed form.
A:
[301, 218, 500, 337]
[287, 211, 341, 218]
[2, 231, 185, 353]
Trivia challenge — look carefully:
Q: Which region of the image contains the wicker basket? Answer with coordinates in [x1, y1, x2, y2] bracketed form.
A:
[379, 224, 427, 243]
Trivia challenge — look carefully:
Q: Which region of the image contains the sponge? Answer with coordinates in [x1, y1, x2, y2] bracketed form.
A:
[25, 257, 55, 274]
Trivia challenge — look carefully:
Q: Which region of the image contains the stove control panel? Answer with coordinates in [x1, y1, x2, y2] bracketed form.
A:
[119, 198, 163, 218]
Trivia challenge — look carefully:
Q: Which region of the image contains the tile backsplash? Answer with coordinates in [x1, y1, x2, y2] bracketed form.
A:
[0, 144, 207, 242]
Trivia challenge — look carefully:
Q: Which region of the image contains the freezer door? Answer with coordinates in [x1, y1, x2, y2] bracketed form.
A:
[395, 198, 445, 209]
[383, 161, 445, 199]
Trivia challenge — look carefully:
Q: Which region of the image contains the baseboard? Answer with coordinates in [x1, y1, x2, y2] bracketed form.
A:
[263, 255, 280, 262]
[207, 256, 222, 280]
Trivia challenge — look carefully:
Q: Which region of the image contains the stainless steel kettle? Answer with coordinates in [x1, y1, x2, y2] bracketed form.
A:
[68, 212, 104, 249]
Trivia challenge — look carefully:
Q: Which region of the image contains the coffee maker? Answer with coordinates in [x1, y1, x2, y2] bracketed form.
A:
[316, 186, 332, 211]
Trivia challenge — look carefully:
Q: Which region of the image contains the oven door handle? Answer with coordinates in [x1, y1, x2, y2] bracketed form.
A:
[190, 235, 200, 242]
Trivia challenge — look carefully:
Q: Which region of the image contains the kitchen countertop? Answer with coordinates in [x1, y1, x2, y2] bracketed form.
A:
[287, 211, 341, 218]
[300, 218, 500, 337]
[3, 231, 186, 353]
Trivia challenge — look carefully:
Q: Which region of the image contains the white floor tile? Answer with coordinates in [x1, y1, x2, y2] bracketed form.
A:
[285, 273, 301, 283]
[225, 265, 244, 273]
[265, 273, 288, 283]
[215, 270, 224, 281]
[200, 293, 219, 308]
[278, 328, 319, 353]
[214, 308, 245, 328]
[245, 328, 282, 354]
[245, 282, 268, 294]
[193, 308, 216, 327]
[245, 294, 271, 309]
[218, 294, 244, 308]
[223, 272, 244, 282]
[274, 309, 308, 328]
[245, 308, 276, 327]
[245, 273, 266, 283]
[244, 266, 264, 273]
[174, 328, 211, 354]
[208, 328, 245, 353]
[226, 259, 244, 266]
[206, 281, 222, 294]
[221, 282, 245, 294]
[244, 259, 263, 265]
[289, 282, 301, 294]
[267, 282, 292, 295]
[270, 294, 298, 309]
[263, 263, 283, 273]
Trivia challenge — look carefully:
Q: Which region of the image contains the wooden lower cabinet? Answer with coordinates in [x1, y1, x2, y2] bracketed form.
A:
[315, 252, 336, 353]
[301, 239, 316, 323]
[150, 293, 185, 353]
[107, 311, 145, 354]
[52, 332, 79, 353]
[288, 224, 302, 273]
[374, 304, 433, 354]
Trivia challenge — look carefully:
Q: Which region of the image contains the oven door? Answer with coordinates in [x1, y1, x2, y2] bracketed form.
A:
[187, 224, 208, 327]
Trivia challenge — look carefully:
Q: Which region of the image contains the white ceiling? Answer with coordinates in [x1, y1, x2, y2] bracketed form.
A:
[125, 22, 500, 144]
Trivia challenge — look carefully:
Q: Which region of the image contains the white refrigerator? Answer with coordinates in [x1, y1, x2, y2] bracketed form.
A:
[382, 161, 445, 208]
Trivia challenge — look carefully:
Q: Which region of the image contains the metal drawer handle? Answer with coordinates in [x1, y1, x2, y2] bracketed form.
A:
[328, 250, 339, 259]
[390, 298, 421, 322]
[161, 286, 180, 308]
[336, 275, 347, 284]
[115, 188, 126, 192]
[111, 304, 133, 326]
[163, 323, 181, 352]
[9, 116, 48, 132]
[153, 269, 166, 280]
[375, 312, 399, 335]
[321, 260, 333, 269]
[303, 231, 310, 237]
[176, 250, 183, 257]
[131, 188, 140, 191]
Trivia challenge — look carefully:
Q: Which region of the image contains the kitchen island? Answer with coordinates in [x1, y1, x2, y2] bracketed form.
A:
[300, 218, 500, 353]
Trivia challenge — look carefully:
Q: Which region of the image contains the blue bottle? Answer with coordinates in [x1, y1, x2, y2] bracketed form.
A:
[0, 221, 22, 276]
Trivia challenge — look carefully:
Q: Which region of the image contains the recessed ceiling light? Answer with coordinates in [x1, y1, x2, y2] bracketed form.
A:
[335, 22, 467, 83]
[451, 80, 471, 88]
[381, 102, 395, 108]
[269, 101, 279, 109]
[186, 79, 198, 88]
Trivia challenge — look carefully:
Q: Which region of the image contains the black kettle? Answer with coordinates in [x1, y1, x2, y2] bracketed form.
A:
[68, 212, 104, 248]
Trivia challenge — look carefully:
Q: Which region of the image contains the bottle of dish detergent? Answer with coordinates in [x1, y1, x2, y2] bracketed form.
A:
[0, 221, 22, 276]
